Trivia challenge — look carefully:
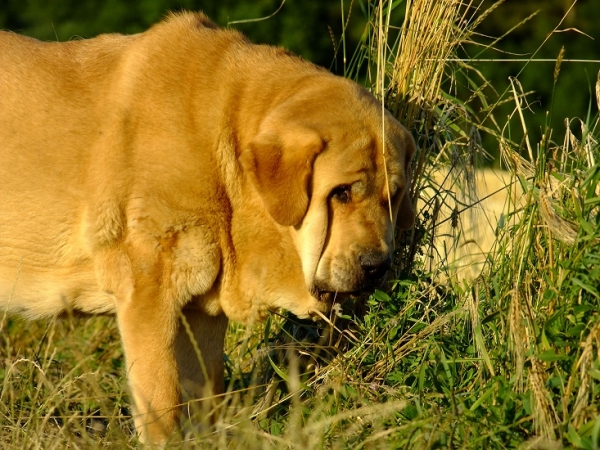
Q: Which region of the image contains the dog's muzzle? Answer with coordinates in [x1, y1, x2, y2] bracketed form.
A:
[359, 250, 392, 283]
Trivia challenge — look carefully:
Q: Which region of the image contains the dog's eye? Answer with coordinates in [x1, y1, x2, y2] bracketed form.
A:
[331, 185, 351, 204]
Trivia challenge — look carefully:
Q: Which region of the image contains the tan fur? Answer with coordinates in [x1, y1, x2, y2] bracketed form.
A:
[0, 12, 414, 445]
[426, 168, 524, 280]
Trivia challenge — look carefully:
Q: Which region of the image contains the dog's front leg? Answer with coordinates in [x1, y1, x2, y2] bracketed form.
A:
[116, 280, 181, 446]
[175, 307, 228, 432]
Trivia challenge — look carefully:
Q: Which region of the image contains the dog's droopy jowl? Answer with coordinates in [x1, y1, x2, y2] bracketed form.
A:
[0, 12, 415, 445]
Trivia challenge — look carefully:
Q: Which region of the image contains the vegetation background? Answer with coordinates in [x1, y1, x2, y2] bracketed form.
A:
[1, 0, 600, 448]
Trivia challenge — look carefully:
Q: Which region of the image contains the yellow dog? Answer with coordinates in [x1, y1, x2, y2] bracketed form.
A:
[0, 12, 415, 444]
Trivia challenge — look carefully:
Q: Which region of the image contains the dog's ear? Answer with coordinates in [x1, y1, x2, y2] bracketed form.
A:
[240, 122, 324, 227]
[395, 124, 416, 230]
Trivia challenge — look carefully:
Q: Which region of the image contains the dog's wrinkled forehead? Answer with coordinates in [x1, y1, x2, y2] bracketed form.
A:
[328, 114, 407, 175]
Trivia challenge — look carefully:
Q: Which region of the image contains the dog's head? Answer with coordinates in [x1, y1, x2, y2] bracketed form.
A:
[241, 76, 414, 308]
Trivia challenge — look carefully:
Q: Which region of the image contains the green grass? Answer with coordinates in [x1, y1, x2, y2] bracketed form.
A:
[2, 0, 600, 448]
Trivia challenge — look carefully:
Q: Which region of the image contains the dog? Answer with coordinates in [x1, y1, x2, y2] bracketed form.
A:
[0, 12, 415, 445]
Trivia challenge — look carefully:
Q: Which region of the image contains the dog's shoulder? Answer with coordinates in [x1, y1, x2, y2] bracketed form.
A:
[164, 11, 221, 31]
[148, 11, 246, 46]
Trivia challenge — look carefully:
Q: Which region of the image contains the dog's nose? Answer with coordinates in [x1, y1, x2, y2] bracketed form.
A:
[359, 251, 392, 281]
